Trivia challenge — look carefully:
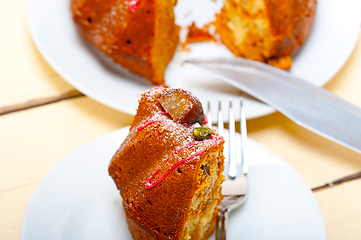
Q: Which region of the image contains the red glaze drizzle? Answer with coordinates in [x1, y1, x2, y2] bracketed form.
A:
[145, 138, 218, 189]
[181, 123, 191, 129]
[137, 111, 223, 189]
[129, 0, 141, 12]
[203, 113, 208, 125]
[137, 111, 167, 132]
[146, 148, 206, 189]
[153, 86, 165, 90]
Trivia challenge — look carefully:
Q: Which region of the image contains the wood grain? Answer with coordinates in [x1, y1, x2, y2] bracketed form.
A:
[0, 97, 133, 193]
[314, 179, 361, 240]
[0, 0, 74, 108]
[0, 89, 84, 116]
[312, 171, 361, 191]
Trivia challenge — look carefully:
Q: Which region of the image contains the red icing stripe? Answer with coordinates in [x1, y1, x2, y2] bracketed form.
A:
[211, 135, 224, 142]
[137, 120, 167, 132]
[153, 86, 165, 90]
[203, 113, 208, 125]
[136, 111, 223, 189]
[181, 123, 191, 129]
[145, 138, 218, 189]
[146, 148, 206, 189]
[129, 0, 141, 12]
[164, 141, 201, 162]
[137, 111, 167, 132]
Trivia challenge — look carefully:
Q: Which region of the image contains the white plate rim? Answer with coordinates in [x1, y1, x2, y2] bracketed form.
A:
[26, 0, 361, 119]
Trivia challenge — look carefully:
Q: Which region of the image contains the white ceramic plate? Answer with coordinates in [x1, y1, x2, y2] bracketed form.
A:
[26, 0, 360, 119]
[21, 127, 326, 239]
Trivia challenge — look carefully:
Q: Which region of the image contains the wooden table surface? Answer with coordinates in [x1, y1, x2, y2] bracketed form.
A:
[1, 1, 361, 239]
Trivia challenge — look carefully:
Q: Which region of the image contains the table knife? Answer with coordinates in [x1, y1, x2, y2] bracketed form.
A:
[184, 58, 361, 154]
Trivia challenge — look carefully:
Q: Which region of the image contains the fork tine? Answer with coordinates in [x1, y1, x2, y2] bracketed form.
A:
[216, 99, 249, 240]
[228, 99, 237, 179]
[207, 100, 212, 128]
[218, 101, 224, 136]
[240, 98, 249, 175]
[217, 100, 227, 178]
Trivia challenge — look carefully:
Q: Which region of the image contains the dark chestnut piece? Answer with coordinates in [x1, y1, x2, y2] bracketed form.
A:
[158, 89, 204, 124]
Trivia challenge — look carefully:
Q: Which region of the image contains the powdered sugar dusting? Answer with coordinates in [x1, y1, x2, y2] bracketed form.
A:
[137, 111, 222, 189]
[137, 111, 168, 132]
[144, 136, 221, 189]
[131, 88, 224, 190]
[145, 148, 207, 189]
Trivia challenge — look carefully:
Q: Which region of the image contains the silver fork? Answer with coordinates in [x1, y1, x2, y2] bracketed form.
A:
[207, 98, 249, 240]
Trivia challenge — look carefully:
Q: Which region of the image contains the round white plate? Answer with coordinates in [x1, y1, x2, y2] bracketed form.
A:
[21, 127, 326, 239]
[26, 0, 360, 119]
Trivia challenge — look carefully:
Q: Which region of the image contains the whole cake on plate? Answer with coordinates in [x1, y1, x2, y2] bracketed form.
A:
[108, 87, 225, 239]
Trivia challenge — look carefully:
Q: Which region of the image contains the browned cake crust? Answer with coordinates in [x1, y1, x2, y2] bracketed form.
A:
[108, 87, 224, 239]
[265, 0, 317, 57]
[215, 0, 316, 69]
[71, 0, 179, 85]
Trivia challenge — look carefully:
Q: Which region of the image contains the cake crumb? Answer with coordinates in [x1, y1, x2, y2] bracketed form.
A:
[181, 22, 216, 49]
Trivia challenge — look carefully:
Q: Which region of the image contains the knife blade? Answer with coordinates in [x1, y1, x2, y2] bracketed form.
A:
[184, 57, 361, 154]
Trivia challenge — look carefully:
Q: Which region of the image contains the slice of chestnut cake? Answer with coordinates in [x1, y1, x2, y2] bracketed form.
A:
[109, 87, 225, 240]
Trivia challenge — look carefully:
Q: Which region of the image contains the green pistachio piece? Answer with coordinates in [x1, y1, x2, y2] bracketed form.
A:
[193, 127, 212, 141]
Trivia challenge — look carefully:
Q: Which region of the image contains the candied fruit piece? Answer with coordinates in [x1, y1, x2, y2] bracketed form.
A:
[158, 89, 205, 124]
[193, 127, 212, 141]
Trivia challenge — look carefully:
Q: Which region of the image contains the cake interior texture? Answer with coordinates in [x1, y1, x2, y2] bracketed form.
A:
[108, 88, 225, 239]
[125, 149, 224, 240]
[182, 150, 224, 240]
[215, 0, 316, 69]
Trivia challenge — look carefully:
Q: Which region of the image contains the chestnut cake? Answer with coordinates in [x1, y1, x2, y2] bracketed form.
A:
[215, 0, 317, 69]
[71, 0, 316, 83]
[71, 0, 179, 85]
[108, 87, 225, 239]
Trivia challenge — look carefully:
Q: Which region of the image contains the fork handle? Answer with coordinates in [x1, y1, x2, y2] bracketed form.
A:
[216, 208, 229, 240]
